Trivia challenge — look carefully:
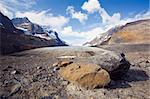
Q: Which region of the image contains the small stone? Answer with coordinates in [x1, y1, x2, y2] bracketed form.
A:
[11, 70, 20, 75]
[62, 80, 69, 85]
[11, 70, 17, 75]
[48, 73, 52, 77]
[37, 66, 42, 69]
[10, 83, 21, 96]
[139, 62, 147, 67]
[52, 62, 59, 67]
[53, 67, 60, 72]
[3, 66, 13, 71]
[53, 95, 59, 99]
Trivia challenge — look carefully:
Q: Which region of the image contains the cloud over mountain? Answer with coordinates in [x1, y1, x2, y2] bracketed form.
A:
[15, 10, 69, 30]
[66, 6, 88, 24]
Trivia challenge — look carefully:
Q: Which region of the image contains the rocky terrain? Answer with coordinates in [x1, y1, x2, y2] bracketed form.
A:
[0, 12, 67, 55]
[0, 46, 149, 99]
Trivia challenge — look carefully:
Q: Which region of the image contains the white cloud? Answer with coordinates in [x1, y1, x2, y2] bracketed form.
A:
[99, 8, 121, 25]
[60, 26, 105, 45]
[0, 3, 13, 18]
[81, 0, 150, 28]
[0, 0, 36, 18]
[81, 0, 122, 27]
[82, 0, 100, 13]
[15, 10, 69, 30]
[134, 11, 150, 20]
[0, 0, 36, 10]
[66, 6, 88, 24]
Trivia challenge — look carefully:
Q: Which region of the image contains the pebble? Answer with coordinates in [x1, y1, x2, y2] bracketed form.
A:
[53, 67, 60, 72]
[62, 81, 69, 85]
[11, 70, 17, 75]
[37, 66, 42, 69]
[10, 82, 21, 96]
[11, 70, 21, 75]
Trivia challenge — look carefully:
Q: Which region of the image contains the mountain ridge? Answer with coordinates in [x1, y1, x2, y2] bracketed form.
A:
[84, 19, 150, 46]
[12, 17, 66, 45]
[0, 12, 67, 55]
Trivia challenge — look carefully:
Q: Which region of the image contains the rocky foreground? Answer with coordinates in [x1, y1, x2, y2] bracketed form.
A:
[0, 46, 149, 99]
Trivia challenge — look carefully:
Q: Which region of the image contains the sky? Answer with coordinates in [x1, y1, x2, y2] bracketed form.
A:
[0, 0, 150, 45]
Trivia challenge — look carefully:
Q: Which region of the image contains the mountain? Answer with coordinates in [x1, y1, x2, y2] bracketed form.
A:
[84, 19, 150, 46]
[108, 19, 150, 44]
[12, 17, 44, 35]
[12, 17, 66, 45]
[0, 12, 67, 55]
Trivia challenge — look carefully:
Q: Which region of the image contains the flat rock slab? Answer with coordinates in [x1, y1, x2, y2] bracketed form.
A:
[57, 62, 110, 89]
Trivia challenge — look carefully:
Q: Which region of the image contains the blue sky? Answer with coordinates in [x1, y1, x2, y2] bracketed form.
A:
[0, 0, 149, 45]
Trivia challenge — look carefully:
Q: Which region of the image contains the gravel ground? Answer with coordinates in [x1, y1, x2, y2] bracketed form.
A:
[0, 46, 149, 99]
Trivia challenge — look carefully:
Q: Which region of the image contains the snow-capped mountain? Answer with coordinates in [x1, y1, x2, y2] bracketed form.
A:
[12, 17, 66, 45]
[0, 12, 67, 54]
[12, 17, 44, 35]
[84, 26, 122, 46]
[84, 19, 150, 46]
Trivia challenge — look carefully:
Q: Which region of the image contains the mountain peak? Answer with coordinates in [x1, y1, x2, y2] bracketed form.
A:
[12, 17, 31, 26]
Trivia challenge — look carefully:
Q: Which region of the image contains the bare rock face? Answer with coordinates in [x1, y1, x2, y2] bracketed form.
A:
[54, 62, 110, 89]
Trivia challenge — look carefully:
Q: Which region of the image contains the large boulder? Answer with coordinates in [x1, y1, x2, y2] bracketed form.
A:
[88, 51, 131, 80]
[57, 62, 110, 89]
[51, 47, 130, 80]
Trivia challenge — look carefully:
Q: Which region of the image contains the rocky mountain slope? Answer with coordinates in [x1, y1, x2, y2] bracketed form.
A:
[12, 17, 44, 35]
[12, 17, 66, 44]
[84, 19, 150, 46]
[0, 12, 67, 55]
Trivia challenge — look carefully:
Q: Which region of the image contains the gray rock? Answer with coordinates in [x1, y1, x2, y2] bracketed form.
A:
[10, 82, 21, 96]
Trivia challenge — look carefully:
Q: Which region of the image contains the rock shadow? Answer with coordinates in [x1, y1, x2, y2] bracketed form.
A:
[107, 69, 149, 89]
[9, 53, 28, 57]
[123, 69, 149, 82]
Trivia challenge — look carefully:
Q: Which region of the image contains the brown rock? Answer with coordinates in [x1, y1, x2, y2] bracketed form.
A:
[58, 63, 110, 89]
